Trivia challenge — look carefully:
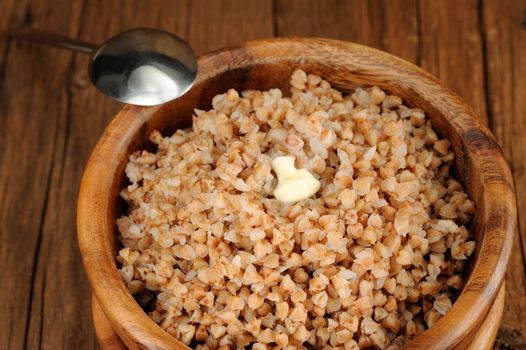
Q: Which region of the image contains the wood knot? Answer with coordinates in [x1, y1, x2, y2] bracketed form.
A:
[72, 72, 89, 89]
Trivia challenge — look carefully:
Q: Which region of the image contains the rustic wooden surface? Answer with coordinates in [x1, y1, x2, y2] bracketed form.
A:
[0, 0, 524, 349]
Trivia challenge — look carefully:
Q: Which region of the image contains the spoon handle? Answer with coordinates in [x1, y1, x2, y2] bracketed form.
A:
[9, 27, 97, 54]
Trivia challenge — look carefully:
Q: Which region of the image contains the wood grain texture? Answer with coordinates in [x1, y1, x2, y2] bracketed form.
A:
[77, 38, 515, 350]
[482, 0, 526, 348]
[418, 0, 488, 124]
[275, 0, 419, 63]
[465, 283, 506, 350]
[188, 0, 274, 55]
[0, 1, 85, 349]
[92, 295, 127, 350]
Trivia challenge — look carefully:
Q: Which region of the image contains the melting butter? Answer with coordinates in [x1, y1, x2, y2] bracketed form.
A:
[272, 156, 321, 203]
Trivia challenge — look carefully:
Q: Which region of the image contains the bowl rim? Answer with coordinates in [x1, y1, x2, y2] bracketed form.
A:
[77, 37, 516, 349]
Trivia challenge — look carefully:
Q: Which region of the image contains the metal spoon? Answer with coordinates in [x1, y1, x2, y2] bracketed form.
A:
[10, 27, 197, 106]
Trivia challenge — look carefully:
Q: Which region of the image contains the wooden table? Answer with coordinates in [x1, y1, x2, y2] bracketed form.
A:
[0, 1, 524, 349]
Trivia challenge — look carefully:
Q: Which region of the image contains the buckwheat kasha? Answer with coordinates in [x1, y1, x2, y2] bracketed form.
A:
[117, 70, 475, 349]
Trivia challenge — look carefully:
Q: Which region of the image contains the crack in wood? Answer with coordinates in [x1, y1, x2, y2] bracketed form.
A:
[23, 6, 32, 25]
[22, 72, 61, 350]
[0, 37, 13, 92]
[506, 29, 526, 287]
[271, 0, 278, 37]
[478, 0, 495, 131]
[36, 267, 46, 350]
[415, 0, 423, 66]
[21, 1, 89, 347]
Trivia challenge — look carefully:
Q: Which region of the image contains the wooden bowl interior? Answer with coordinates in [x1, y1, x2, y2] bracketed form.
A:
[114, 61, 485, 263]
[80, 38, 515, 350]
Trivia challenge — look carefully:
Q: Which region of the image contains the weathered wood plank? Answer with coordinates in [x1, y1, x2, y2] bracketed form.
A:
[25, 1, 190, 348]
[0, 0, 26, 73]
[0, 0, 84, 349]
[188, 0, 274, 55]
[482, 0, 526, 348]
[418, 0, 488, 123]
[275, 0, 419, 63]
[79, 0, 190, 45]
[0, 0, 30, 171]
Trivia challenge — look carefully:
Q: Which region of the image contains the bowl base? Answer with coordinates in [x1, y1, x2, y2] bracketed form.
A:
[91, 285, 505, 350]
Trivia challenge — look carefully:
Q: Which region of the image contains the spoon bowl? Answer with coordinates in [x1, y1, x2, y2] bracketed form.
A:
[89, 28, 197, 106]
[10, 27, 197, 106]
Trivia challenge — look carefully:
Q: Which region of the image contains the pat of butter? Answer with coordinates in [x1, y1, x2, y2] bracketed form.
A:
[272, 156, 321, 203]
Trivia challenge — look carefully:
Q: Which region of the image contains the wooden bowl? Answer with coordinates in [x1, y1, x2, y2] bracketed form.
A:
[77, 38, 516, 350]
[90, 286, 507, 350]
